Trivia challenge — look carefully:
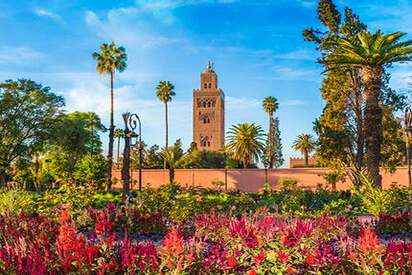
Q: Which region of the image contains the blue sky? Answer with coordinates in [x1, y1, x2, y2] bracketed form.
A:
[1, 0, 412, 165]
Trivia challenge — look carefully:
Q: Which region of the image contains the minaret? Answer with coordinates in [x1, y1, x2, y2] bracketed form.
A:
[193, 62, 225, 151]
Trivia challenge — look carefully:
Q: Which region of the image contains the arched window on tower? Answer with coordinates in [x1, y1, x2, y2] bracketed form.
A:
[208, 83, 211, 88]
[204, 83, 207, 89]
[208, 101, 211, 107]
[203, 101, 206, 108]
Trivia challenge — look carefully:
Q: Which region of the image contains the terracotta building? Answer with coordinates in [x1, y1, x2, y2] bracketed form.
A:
[192, 62, 225, 151]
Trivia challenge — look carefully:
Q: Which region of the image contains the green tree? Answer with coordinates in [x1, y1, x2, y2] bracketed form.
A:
[0, 79, 64, 187]
[304, 0, 407, 187]
[92, 42, 127, 190]
[47, 112, 104, 184]
[156, 80, 176, 166]
[292, 134, 316, 167]
[226, 123, 265, 168]
[324, 31, 412, 187]
[262, 96, 284, 168]
[114, 128, 124, 168]
[143, 144, 164, 169]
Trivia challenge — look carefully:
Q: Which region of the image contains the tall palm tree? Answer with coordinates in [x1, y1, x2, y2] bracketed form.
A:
[114, 128, 124, 169]
[325, 31, 412, 187]
[226, 123, 265, 168]
[156, 81, 175, 168]
[293, 134, 316, 167]
[262, 96, 279, 168]
[93, 42, 127, 190]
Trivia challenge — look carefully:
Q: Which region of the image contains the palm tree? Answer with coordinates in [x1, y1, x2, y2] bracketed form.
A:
[262, 96, 279, 168]
[92, 42, 127, 190]
[156, 81, 176, 167]
[324, 31, 412, 187]
[162, 145, 182, 183]
[226, 123, 265, 168]
[292, 134, 316, 167]
[114, 128, 124, 169]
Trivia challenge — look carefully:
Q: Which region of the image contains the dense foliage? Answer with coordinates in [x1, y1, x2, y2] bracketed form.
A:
[0, 186, 411, 274]
[304, 0, 410, 187]
[0, 79, 64, 187]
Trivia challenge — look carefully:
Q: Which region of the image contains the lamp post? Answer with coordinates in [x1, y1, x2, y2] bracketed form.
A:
[404, 107, 412, 187]
[121, 112, 143, 197]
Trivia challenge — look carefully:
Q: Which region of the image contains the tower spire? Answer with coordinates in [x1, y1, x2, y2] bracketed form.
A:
[207, 61, 214, 70]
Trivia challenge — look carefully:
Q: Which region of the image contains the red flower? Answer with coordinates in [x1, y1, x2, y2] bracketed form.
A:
[226, 255, 237, 269]
[358, 228, 381, 254]
[248, 270, 257, 275]
[306, 254, 316, 266]
[286, 266, 295, 274]
[162, 228, 184, 256]
[59, 210, 71, 224]
[254, 251, 266, 265]
[277, 251, 289, 263]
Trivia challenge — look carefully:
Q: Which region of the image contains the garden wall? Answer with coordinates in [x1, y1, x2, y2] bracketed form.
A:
[112, 167, 410, 192]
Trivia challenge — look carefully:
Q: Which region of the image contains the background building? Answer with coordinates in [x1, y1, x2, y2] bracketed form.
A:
[193, 62, 225, 151]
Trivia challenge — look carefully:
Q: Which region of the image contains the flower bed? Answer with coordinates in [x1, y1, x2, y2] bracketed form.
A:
[0, 205, 411, 274]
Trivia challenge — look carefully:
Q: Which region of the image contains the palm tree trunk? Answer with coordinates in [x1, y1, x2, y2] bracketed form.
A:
[304, 151, 309, 167]
[107, 70, 115, 190]
[268, 114, 274, 169]
[0, 172, 5, 187]
[117, 137, 120, 169]
[164, 103, 168, 169]
[363, 66, 383, 188]
[169, 167, 175, 183]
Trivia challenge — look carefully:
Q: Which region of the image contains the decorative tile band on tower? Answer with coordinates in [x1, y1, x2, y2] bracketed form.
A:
[193, 62, 225, 151]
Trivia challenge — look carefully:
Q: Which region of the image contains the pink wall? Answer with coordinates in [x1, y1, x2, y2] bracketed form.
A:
[112, 167, 410, 192]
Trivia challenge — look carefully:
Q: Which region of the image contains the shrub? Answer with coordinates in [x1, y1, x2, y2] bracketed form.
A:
[73, 154, 109, 190]
[0, 189, 36, 214]
[354, 173, 395, 216]
[278, 178, 298, 191]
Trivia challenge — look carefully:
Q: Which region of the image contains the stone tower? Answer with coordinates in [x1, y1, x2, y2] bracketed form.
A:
[193, 62, 225, 151]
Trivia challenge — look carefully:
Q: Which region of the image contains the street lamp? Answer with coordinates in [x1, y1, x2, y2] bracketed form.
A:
[121, 112, 143, 195]
[404, 107, 412, 187]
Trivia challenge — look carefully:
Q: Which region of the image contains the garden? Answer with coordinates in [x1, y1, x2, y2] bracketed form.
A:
[2, 0, 412, 274]
[0, 178, 411, 274]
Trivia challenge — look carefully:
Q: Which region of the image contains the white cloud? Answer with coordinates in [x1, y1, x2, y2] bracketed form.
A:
[296, 0, 316, 8]
[265, 66, 319, 81]
[390, 65, 412, 90]
[84, 10, 180, 48]
[135, 0, 239, 11]
[275, 49, 317, 61]
[61, 75, 192, 147]
[0, 46, 42, 65]
[33, 8, 65, 25]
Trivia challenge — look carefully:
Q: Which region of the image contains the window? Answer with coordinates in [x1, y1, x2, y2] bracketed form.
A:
[207, 141, 211, 147]
[208, 101, 211, 107]
[204, 83, 207, 89]
[208, 83, 211, 88]
[203, 101, 206, 108]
